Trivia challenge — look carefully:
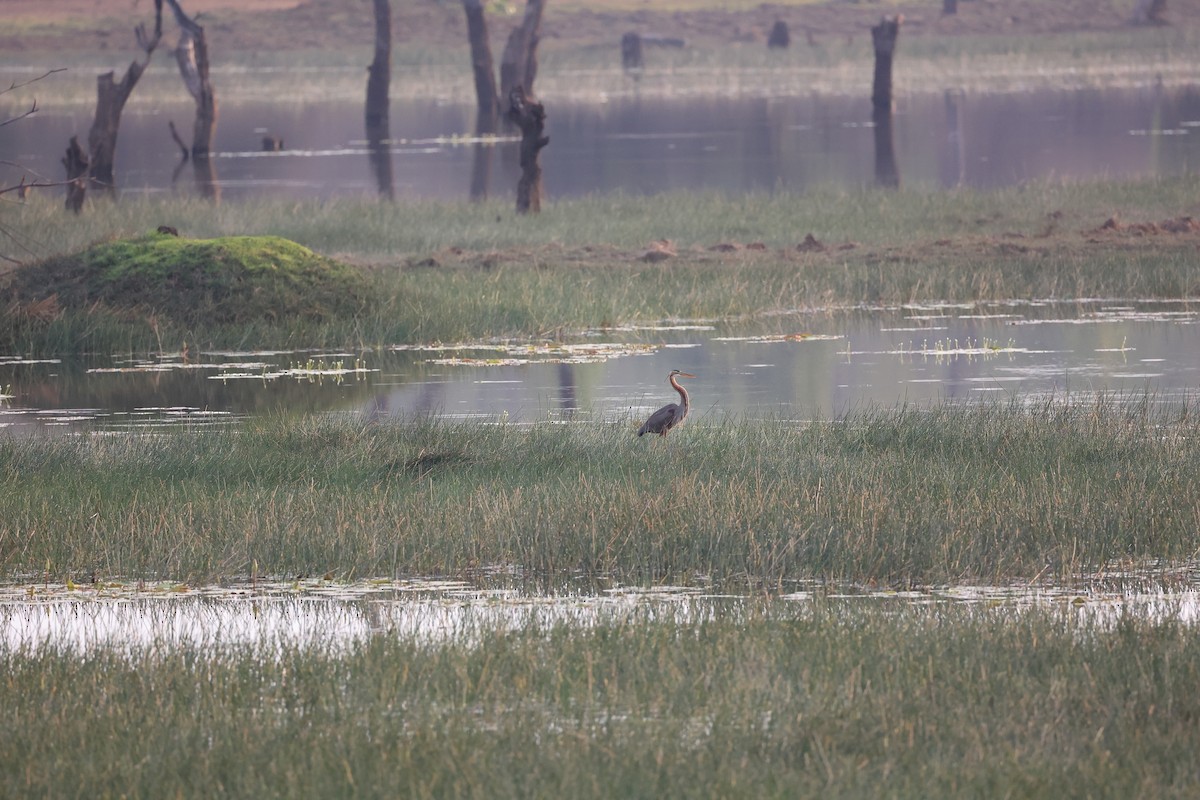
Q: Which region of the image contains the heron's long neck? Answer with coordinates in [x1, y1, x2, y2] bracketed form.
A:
[670, 374, 689, 413]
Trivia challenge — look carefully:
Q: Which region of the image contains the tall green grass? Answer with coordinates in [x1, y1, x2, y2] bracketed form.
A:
[3, 400, 1197, 585]
[3, 603, 1200, 798]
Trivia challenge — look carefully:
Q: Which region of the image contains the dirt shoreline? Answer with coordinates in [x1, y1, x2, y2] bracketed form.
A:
[4, 0, 1196, 55]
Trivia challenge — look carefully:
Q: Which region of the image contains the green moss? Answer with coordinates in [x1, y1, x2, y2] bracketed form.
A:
[8, 232, 369, 327]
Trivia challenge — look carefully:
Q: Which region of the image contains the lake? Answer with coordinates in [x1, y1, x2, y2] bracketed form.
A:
[2, 85, 1198, 201]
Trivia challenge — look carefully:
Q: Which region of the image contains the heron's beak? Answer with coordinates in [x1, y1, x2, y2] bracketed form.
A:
[678, 372, 697, 378]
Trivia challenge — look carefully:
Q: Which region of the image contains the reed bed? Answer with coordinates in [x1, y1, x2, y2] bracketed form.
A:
[3, 602, 1199, 798]
[3, 399, 1198, 586]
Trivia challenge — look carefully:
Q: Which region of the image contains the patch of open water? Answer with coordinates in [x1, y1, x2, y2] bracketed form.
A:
[1, 299, 1196, 433]
[3, 86, 1198, 200]
[3, 570, 1198, 654]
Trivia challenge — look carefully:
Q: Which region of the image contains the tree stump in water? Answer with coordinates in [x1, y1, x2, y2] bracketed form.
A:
[1131, 0, 1168, 25]
[365, 0, 394, 200]
[506, 86, 548, 214]
[621, 32, 644, 71]
[870, 15, 902, 113]
[767, 20, 790, 49]
[61, 136, 89, 213]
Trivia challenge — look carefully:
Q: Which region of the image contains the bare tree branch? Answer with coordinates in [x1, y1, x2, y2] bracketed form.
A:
[2, 68, 67, 96]
[1, 68, 68, 128]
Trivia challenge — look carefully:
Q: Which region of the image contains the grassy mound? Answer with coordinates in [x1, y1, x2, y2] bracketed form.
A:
[5, 231, 368, 327]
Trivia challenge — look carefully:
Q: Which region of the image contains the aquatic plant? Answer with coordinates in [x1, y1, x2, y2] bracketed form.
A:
[2, 400, 1198, 586]
[2, 602, 1200, 798]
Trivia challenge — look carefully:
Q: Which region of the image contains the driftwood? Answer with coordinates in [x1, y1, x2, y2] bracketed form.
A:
[506, 86, 548, 214]
[870, 15, 902, 112]
[365, 0, 394, 199]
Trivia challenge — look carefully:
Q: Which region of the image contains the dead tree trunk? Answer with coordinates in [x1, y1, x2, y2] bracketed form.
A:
[462, 0, 500, 133]
[870, 15, 902, 113]
[366, 0, 394, 200]
[87, 5, 164, 197]
[62, 0, 162, 210]
[61, 136, 89, 213]
[621, 32, 644, 72]
[499, 0, 546, 102]
[767, 20, 790, 49]
[1131, 0, 1168, 25]
[164, 0, 219, 200]
[506, 86, 548, 214]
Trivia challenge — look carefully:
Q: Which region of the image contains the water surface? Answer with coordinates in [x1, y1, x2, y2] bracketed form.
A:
[3, 86, 1197, 200]
[2, 300, 1196, 432]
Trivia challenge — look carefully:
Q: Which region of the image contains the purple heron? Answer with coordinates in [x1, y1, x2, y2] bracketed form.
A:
[637, 370, 696, 437]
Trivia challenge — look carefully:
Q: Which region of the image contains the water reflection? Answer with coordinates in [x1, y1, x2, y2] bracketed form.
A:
[3, 87, 1197, 201]
[3, 576, 1198, 654]
[1, 300, 1196, 433]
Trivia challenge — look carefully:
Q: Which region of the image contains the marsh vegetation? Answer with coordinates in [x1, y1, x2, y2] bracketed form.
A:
[4, 179, 1199, 353]
[3, 401, 1198, 586]
[4, 2, 1200, 795]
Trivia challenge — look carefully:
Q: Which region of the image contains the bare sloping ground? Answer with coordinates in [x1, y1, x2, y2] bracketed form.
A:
[4, 0, 1198, 53]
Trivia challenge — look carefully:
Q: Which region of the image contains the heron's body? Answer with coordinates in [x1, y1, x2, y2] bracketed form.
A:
[638, 370, 695, 437]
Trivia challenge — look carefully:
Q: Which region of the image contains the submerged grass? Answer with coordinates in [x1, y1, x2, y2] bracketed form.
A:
[3, 603, 1200, 798]
[4, 179, 1199, 352]
[2, 400, 1198, 586]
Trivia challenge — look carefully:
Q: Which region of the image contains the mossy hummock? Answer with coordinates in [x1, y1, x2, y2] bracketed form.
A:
[7, 232, 368, 327]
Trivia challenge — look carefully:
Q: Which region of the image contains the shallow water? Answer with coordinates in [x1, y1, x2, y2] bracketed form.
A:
[1, 299, 1196, 432]
[3, 574, 1197, 654]
[2, 86, 1198, 200]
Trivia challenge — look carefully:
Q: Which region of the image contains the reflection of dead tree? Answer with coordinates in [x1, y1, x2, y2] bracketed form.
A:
[163, 0, 220, 201]
[366, 0, 395, 200]
[872, 107, 900, 189]
[469, 135, 494, 202]
[507, 86, 548, 214]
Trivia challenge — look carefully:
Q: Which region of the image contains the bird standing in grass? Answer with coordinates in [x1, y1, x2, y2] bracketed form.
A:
[637, 370, 696, 437]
